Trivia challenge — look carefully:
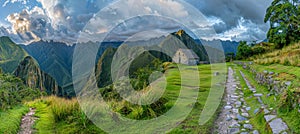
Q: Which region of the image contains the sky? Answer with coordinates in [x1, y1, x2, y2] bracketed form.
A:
[0, 0, 273, 44]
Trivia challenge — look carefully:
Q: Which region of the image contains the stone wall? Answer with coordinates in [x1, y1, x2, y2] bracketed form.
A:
[234, 61, 291, 96]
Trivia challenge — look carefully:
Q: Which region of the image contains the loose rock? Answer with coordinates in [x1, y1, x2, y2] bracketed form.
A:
[243, 124, 253, 130]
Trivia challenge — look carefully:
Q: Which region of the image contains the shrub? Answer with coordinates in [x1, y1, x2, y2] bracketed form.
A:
[283, 58, 291, 66]
[279, 88, 300, 112]
[0, 73, 44, 110]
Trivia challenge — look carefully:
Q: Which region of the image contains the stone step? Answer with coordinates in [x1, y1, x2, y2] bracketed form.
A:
[268, 118, 289, 134]
[264, 115, 276, 122]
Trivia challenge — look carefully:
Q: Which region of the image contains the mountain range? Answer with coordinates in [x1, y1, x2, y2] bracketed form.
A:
[0, 37, 59, 95]
[0, 37, 27, 73]
[0, 30, 240, 97]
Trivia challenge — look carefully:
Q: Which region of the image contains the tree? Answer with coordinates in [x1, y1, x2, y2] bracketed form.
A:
[236, 41, 252, 60]
[225, 52, 235, 62]
[264, 0, 300, 48]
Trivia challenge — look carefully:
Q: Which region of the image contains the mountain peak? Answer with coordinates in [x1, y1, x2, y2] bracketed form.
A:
[176, 29, 186, 36]
[14, 56, 60, 95]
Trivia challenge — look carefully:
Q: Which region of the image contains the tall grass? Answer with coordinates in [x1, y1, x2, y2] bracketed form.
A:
[0, 106, 29, 134]
[252, 42, 300, 66]
[26, 96, 104, 133]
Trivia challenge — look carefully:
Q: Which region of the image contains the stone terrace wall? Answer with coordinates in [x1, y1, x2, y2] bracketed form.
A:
[234, 61, 291, 96]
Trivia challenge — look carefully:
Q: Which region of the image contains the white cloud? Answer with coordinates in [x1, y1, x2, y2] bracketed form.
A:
[2, 0, 29, 7]
[4, 6, 53, 44]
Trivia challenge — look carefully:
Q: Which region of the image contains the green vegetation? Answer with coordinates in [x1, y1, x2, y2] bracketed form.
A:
[236, 41, 253, 60]
[0, 70, 44, 133]
[232, 64, 273, 133]
[251, 42, 300, 66]
[0, 106, 29, 134]
[21, 63, 225, 133]
[264, 0, 300, 48]
[26, 96, 105, 134]
[98, 63, 226, 133]
[0, 36, 27, 73]
[234, 63, 300, 133]
[225, 52, 235, 62]
[236, 0, 300, 60]
[0, 72, 44, 110]
[95, 30, 212, 90]
[96, 47, 117, 88]
[130, 58, 163, 91]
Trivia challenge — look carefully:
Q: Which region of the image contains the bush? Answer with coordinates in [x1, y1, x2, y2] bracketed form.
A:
[283, 58, 291, 66]
[236, 41, 253, 60]
[0, 73, 44, 110]
[279, 88, 300, 111]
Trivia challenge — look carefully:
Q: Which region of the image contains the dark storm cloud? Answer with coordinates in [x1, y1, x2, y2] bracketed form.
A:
[186, 0, 272, 33]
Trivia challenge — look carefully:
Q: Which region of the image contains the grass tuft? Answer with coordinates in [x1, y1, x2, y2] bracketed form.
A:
[0, 106, 29, 134]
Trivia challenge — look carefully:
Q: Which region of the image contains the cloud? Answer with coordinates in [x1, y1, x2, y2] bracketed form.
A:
[79, 0, 204, 42]
[103, 16, 182, 41]
[2, 0, 28, 7]
[185, 0, 272, 41]
[2, 0, 107, 44]
[198, 17, 268, 42]
[2, 0, 273, 44]
[5, 6, 50, 43]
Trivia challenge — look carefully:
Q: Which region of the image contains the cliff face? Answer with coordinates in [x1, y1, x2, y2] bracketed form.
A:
[14, 56, 60, 95]
[95, 47, 117, 88]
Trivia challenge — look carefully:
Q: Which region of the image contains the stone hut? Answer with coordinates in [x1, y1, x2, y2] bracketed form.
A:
[173, 49, 199, 65]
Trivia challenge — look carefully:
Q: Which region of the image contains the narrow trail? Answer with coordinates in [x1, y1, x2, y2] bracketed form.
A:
[215, 67, 258, 134]
[18, 108, 37, 134]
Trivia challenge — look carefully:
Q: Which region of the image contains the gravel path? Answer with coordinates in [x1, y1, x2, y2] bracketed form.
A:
[214, 67, 238, 134]
[18, 108, 37, 134]
[215, 67, 258, 134]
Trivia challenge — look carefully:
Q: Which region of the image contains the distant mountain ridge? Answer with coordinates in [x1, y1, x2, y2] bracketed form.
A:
[21, 40, 75, 87]
[0, 36, 27, 73]
[196, 39, 240, 54]
[0, 36, 60, 95]
[21, 40, 121, 97]
[1, 30, 239, 97]
[95, 30, 214, 88]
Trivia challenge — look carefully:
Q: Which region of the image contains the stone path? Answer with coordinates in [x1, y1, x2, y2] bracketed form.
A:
[240, 71, 289, 134]
[18, 108, 37, 134]
[215, 67, 258, 134]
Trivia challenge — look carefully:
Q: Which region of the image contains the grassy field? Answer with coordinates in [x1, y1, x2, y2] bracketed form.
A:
[168, 64, 227, 133]
[233, 63, 300, 133]
[24, 63, 226, 133]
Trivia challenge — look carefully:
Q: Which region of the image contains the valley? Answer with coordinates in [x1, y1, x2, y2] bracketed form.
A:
[1, 28, 300, 133]
[0, 0, 299, 132]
